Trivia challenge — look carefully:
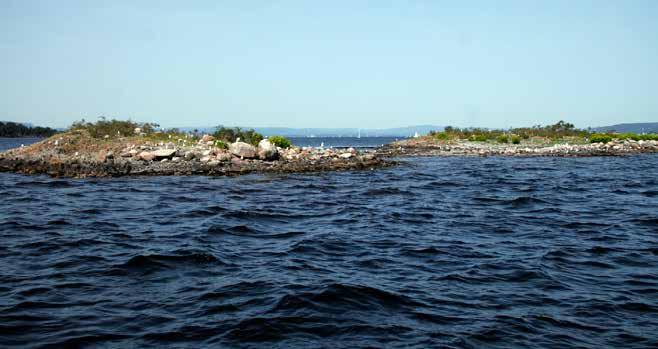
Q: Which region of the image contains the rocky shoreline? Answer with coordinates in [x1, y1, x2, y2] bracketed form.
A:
[0, 133, 391, 178]
[378, 138, 658, 157]
[2, 133, 657, 178]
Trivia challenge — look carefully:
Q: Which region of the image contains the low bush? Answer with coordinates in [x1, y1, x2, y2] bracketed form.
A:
[213, 126, 263, 146]
[623, 133, 658, 141]
[213, 140, 229, 149]
[70, 117, 158, 138]
[433, 132, 452, 141]
[511, 135, 521, 144]
[589, 134, 613, 143]
[268, 135, 292, 148]
[496, 135, 509, 143]
[434, 121, 590, 142]
[617, 133, 640, 141]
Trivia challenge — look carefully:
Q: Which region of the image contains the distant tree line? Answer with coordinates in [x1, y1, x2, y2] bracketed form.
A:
[0, 121, 58, 138]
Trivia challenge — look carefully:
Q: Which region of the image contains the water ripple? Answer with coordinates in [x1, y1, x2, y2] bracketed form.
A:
[1, 138, 657, 347]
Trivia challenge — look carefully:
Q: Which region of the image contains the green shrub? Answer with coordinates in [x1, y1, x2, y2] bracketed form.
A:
[616, 133, 639, 141]
[268, 135, 292, 148]
[214, 140, 229, 149]
[496, 135, 509, 143]
[212, 126, 263, 146]
[434, 132, 452, 141]
[511, 135, 521, 144]
[590, 134, 613, 143]
[70, 117, 158, 138]
[638, 133, 658, 141]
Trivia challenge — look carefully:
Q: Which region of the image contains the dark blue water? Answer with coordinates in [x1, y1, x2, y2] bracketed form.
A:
[1, 138, 658, 348]
[289, 136, 402, 149]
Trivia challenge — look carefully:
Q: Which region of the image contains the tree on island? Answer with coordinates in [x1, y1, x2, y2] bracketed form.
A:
[0, 121, 58, 138]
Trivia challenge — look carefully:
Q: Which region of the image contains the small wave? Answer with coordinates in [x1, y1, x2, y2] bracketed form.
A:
[473, 196, 548, 207]
[270, 283, 422, 314]
[225, 316, 413, 342]
[364, 187, 413, 196]
[177, 205, 227, 218]
[207, 225, 305, 239]
[116, 251, 223, 272]
[198, 281, 274, 301]
[42, 334, 132, 348]
[14, 180, 77, 188]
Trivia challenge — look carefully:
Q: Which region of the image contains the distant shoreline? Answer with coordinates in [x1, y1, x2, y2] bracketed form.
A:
[378, 137, 658, 157]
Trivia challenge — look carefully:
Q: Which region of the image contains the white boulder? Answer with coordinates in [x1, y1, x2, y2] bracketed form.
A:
[229, 141, 257, 159]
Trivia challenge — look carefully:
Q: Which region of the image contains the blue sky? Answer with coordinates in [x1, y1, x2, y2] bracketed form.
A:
[2, 1, 657, 129]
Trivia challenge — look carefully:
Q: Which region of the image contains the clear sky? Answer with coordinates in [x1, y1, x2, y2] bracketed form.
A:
[2, 1, 657, 129]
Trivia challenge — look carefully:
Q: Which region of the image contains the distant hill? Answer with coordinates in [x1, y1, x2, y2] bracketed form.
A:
[178, 125, 443, 137]
[593, 122, 658, 134]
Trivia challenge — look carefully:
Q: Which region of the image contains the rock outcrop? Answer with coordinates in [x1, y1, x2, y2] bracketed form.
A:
[0, 132, 390, 178]
[257, 139, 279, 161]
[229, 141, 257, 159]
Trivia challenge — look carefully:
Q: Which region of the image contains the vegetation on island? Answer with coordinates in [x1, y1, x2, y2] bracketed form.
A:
[268, 135, 292, 149]
[0, 121, 58, 138]
[71, 118, 158, 138]
[63, 118, 296, 149]
[428, 121, 658, 144]
[212, 126, 264, 146]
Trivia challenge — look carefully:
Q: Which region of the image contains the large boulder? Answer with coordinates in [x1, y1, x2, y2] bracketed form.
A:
[257, 139, 279, 161]
[216, 151, 232, 162]
[229, 141, 257, 159]
[201, 134, 215, 142]
[138, 151, 156, 161]
[152, 149, 177, 159]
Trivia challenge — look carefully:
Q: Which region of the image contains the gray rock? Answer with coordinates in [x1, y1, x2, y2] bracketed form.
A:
[184, 151, 197, 160]
[229, 141, 257, 159]
[152, 149, 177, 159]
[216, 152, 232, 161]
[138, 151, 155, 161]
[258, 139, 279, 160]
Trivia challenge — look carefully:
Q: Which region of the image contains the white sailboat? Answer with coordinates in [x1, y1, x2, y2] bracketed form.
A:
[413, 131, 420, 138]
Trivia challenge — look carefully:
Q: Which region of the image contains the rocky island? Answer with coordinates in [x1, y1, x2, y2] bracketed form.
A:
[2, 120, 657, 178]
[379, 136, 658, 157]
[379, 122, 658, 157]
[0, 120, 389, 178]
